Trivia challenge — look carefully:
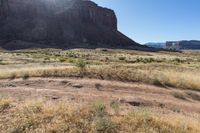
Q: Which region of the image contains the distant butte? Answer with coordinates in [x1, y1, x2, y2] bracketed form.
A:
[0, 0, 146, 50]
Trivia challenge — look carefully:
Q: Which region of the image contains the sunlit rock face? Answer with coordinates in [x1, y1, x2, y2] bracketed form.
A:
[0, 0, 142, 50]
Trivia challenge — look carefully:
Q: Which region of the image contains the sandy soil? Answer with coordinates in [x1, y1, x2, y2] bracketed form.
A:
[0, 77, 200, 113]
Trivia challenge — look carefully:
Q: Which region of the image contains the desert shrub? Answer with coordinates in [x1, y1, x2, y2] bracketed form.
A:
[185, 91, 200, 101]
[95, 116, 116, 133]
[101, 49, 108, 52]
[105, 57, 109, 61]
[151, 78, 165, 87]
[94, 101, 116, 133]
[136, 57, 143, 63]
[10, 73, 16, 80]
[59, 58, 67, 62]
[0, 96, 12, 112]
[76, 60, 87, 76]
[95, 83, 103, 91]
[44, 57, 50, 61]
[22, 73, 30, 80]
[171, 92, 186, 100]
[118, 57, 126, 61]
[76, 60, 87, 69]
[110, 100, 119, 114]
[94, 101, 106, 117]
[136, 57, 154, 63]
[67, 51, 76, 58]
[172, 58, 184, 63]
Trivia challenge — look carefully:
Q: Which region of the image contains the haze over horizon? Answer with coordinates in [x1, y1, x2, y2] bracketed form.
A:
[93, 0, 200, 44]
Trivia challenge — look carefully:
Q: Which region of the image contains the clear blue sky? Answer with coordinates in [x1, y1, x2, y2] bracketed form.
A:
[93, 0, 200, 44]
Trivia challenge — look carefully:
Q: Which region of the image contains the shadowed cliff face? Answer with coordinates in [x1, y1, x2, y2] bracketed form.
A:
[0, 0, 143, 50]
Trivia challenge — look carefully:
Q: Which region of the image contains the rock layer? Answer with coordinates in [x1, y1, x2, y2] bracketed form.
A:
[0, 0, 143, 50]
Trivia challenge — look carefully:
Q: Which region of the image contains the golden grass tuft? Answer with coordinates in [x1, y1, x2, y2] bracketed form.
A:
[0, 64, 200, 90]
[0, 98, 200, 133]
[0, 96, 12, 112]
[114, 108, 200, 133]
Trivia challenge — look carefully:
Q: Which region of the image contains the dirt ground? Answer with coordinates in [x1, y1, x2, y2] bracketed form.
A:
[0, 77, 200, 113]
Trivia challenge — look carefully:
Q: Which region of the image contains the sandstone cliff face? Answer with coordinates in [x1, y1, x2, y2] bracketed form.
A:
[0, 0, 142, 50]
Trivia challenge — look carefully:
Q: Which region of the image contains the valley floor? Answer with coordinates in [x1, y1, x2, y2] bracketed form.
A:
[1, 77, 200, 113]
[0, 77, 200, 133]
[0, 48, 200, 132]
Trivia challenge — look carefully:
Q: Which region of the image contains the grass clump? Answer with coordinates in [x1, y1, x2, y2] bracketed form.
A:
[76, 59, 87, 69]
[115, 108, 200, 133]
[0, 96, 12, 112]
[1, 49, 200, 91]
[0, 98, 199, 133]
[94, 101, 106, 117]
[94, 101, 116, 133]
[76, 59, 87, 76]
[185, 91, 200, 101]
[7, 100, 96, 133]
[22, 73, 30, 80]
[110, 100, 120, 114]
[118, 57, 126, 61]
[59, 58, 67, 62]
[171, 92, 186, 100]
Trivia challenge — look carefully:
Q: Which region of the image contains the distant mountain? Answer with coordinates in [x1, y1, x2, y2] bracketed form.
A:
[179, 40, 200, 49]
[144, 42, 165, 49]
[0, 0, 147, 50]
[166, 40, 200, 50]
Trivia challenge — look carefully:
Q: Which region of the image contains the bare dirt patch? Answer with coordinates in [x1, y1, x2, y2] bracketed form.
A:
[0, 77, 200, 113]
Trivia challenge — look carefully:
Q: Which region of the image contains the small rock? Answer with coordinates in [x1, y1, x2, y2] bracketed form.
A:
[128, 101, 144, 106]
[95, 83, 103, 91]
[120, 98, 145, 107]
[51, 96, 60, 100]
[61, 80, 69, 84]
[159, 103, 165, 108]
[70, 97, 75, 101]
[72, 84, 83, 88]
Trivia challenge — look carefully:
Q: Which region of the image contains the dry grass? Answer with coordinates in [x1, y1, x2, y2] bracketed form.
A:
[185, 91, 200, 101]
[0, 98, 199, 133]
[0, 63, 200, 91]
[114, 108, 200, 133]
[0, 49, 200, 91]
[171, 91, 186, 100]
[0, 96, 12, 112]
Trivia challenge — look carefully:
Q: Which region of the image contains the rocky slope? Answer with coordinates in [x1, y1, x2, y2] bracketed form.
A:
[0, 0, 144, 50]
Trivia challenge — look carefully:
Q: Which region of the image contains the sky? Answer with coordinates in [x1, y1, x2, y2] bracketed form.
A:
[93, 0, 200, 44]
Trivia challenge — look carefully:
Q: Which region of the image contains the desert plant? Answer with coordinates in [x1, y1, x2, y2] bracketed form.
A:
[94, 101, 106, 117]
[76, 60, 87, 76]
[9, 73, 16, 80]
[171, 92, 186, 100]
[95, 116, 116, 133]
[118, 57, 126, 61]
[95, 83, 103, 91]
[185, 91, 200, 101]
[110, 100, 119, 114]
[172, 58, 184, 63]
[94, 101, 116, 133]
[76, 60, 87, 69]
[59, 58, 66, 62]
[0, 96, 12, 112]
[22, 73, 30, 80]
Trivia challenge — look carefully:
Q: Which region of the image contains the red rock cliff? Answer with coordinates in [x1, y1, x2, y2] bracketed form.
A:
[0, 0, 143, 50]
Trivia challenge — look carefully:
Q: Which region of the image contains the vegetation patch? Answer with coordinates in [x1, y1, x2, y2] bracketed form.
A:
[0, 98, 199, 133]
[0, 49, 200, 91]
[185, 91, 200, 101]
[171, 92, 186, 100]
